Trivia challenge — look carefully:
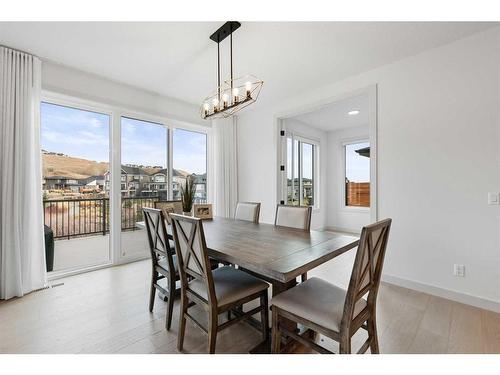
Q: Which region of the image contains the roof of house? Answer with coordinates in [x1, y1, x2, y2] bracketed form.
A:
[121, 165, 149, 175]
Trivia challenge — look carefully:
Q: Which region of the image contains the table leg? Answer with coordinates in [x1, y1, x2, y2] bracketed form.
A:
[249, 279, 298, 354]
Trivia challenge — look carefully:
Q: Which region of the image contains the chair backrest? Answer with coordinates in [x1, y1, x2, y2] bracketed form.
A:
[274, 204, 312, 231]
[154, 200, 183, 224]
[341, 218, 392, 329]
[170, 214, 216, 304]
[234, 202, 261, 223]
[142, 208, 176, 273]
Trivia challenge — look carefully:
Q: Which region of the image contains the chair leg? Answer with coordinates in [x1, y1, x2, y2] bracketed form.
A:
[208, 309, 218, 354]
[339, 335, 352, 354]
[165, 276, 175, 330]
[149, 272, 157, 312]
[367, 317, 380, 354]
[300, 272, 308, 283]
[271, 307, 281, 354]
[177, 294, 187, 352]
[260, 291, 269, 342]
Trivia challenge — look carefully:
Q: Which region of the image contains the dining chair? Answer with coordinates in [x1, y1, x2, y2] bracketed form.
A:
[270, 218, 392, 354]
[234, 201, 261, 223]
[274, 204, 312, 282]
[154, 200, 183, 224]
[143, 207, 180, 330]
[170, 213, 270, 354]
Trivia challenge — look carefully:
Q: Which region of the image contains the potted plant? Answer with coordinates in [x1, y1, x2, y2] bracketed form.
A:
[180, 176, 196, 216]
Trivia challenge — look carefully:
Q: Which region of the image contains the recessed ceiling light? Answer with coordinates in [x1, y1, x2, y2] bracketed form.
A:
[348, 110, 360, 116]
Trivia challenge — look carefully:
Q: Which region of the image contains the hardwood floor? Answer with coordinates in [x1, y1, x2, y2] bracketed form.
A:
[1, 258, 499, 354]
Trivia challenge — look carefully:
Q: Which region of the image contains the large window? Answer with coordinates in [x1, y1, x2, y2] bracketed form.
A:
[173, 128, 207, 203]
[40, 94, 210, 274]
[41, 102, 111, 272]
[286, 136, 317, 207]
[344, 141, 370, 208]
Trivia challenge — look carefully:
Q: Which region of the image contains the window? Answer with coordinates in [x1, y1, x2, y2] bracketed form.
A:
[173, 128, 207, 203]
[286, 135, 317, 207]
[121, 117, 168, 198]
[40, 101, 111, 272]
[344, 141, 370, 208]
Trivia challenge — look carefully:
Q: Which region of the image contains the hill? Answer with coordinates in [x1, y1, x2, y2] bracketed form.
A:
[42, 152, 192, 179]
[43, 153, 109, 179]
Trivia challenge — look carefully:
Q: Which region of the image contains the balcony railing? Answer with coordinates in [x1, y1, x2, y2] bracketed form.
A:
[43, 197, 159, 239]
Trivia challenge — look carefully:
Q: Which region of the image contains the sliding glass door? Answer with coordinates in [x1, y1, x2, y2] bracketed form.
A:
[120, 117, 168, 260]
[41, 102, 112, 274]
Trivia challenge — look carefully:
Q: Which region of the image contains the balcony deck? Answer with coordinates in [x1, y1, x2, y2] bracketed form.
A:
[51, 230, 149, 273]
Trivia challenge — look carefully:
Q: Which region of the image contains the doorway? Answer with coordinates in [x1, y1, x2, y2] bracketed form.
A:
[276, 85, 377, 233]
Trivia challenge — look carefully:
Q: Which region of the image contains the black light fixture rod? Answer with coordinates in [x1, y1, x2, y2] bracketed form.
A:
[217, 41, 221, 101]
[230, 32, 233, 93]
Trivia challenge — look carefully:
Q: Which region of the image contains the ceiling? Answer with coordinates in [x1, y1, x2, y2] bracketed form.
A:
[0, 22, 496, 108]
[292, 93, 369, 132]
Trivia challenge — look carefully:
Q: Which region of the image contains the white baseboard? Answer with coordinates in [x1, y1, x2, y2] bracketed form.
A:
[323, 226, 361, 235]
[382, 274, 500, 313]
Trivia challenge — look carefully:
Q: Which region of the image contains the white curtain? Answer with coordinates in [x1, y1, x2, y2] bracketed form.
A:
[0, 46, 46, 299]
[212, 117, 238, 218]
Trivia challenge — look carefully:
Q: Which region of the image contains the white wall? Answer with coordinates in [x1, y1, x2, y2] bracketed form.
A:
[237, 27, 500, 310]
[42, 61, 205, 126]
[326, 125, 371, 232]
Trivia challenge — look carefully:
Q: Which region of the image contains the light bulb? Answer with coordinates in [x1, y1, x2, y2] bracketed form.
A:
[245, 81, 252, 98]
[222, 94, 229, 108]
[232, 88, 240, 103]
[203, 102, 209, 111]
[212, 98, 219, 112]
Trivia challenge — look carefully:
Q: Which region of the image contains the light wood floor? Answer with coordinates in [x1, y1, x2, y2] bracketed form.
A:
[1, 256, 499, 354]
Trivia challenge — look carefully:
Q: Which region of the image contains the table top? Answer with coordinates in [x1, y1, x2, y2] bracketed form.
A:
[138, 216, 359, 283]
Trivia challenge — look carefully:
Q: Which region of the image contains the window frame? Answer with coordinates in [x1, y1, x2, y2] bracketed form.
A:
[342, 138, 370, 212]
[41, 90, 211, 278]
[285, 132, 320, 209]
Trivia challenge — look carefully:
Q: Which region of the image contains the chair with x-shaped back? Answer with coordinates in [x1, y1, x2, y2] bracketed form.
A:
[170, 213, 270, 354]
[271, 218, 392, 354]
[142, 207, 180, 330]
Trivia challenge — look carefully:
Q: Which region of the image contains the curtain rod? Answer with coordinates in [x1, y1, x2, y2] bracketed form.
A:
[0, 44, 40, 59]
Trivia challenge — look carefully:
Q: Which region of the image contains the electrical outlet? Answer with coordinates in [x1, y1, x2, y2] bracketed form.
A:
[453, 264, 465, 277]
[488, 192, 499, 205]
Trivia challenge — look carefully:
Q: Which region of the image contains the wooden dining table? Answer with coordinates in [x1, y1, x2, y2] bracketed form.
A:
[137, 216, 359, 352]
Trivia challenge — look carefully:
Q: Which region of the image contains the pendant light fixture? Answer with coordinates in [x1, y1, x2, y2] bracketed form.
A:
[201, 21, 263, 120]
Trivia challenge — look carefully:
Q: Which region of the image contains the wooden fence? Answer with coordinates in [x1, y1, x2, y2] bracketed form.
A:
[346, 182, 370, 207]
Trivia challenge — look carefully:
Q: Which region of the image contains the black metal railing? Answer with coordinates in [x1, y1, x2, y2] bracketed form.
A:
[43, 197, 159, 239]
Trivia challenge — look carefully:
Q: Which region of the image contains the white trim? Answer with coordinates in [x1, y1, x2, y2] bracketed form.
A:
[48, 262, 113, 281]
[324, 225, 362, 235]
[382, 274, 500, 314]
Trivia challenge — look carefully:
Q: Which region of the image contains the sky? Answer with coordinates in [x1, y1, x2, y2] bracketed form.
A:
[41, 102, 207, 175]
[345, 141, 370, 182]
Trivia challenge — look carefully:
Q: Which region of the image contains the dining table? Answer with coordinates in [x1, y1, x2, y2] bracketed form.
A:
[136, 216, 359, 353]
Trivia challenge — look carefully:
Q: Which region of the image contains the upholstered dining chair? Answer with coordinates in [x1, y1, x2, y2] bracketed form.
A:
[274, 204, 312, 231]
[275, 204, 312, 282]
[143, 207, 180, 330]
[170, 213, 270, 354]
[234, 202, 261, 223]
[270, 218, 392, 354]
